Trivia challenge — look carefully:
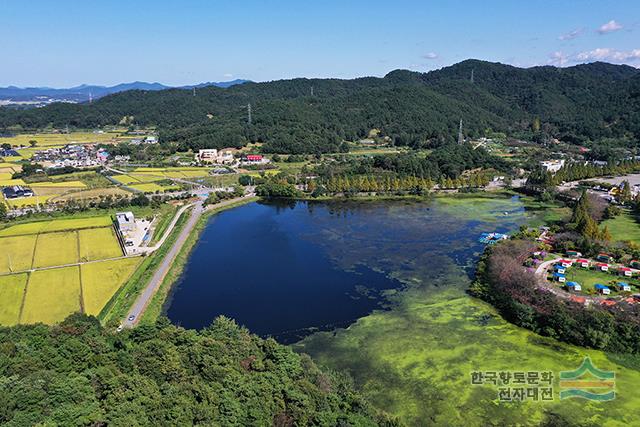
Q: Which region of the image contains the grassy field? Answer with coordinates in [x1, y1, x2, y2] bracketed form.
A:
[78, 227, 123, 261]
[0, 274, 28, 325]
[0, 234, 37, 273]
[32, 231, 79, 268]
[602, 211, 640, 243]
[81, 258, 141, 316]
[564, 267, 639, 295]
[21, 267, 81, 324]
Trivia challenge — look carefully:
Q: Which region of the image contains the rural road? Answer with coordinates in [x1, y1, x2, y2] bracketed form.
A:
[121, 195, 254, 328]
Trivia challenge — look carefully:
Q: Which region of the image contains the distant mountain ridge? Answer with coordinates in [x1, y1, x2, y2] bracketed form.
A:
[0, 80, 250, 103]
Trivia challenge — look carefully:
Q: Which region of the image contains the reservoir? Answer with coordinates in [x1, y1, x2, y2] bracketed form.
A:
[165, 196, 526, 343]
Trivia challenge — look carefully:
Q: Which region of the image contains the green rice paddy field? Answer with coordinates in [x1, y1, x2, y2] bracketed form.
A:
[0, 215, 141, 325]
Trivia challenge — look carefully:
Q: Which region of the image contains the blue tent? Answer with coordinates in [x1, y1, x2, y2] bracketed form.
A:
[594, 284, 609, 290]
[566, 281, 578, 287]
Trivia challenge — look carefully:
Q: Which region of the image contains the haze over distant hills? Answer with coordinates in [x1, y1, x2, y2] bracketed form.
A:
[0, 79, 250, 104]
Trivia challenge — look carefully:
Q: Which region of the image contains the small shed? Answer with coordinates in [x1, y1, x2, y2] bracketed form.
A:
[566, 281, 582, 292]
[576, 259, 590, 268]
[596, 263, 609, 272]
[566, 250, 582, 258]
[558, 259, 572, 268]
[554, 265, 566, 274]
[596, 253, 611, 263]
[553, 272, 566, 283]
[630, 260, 640, 269]
[617, 282, 632, 292]
[619, 267, 633, 277]
[595, 284, 611, 295]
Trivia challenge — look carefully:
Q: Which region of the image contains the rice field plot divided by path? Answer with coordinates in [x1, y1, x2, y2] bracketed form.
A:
[0, 274, 28, 325]
[0, 215, 113, 237]
[81, 258, 141, 316]
[0, 234, 37, 273]
[20, 267, 81, 324]
[32, 231, 79, 268]
[78, 227, 123, 261]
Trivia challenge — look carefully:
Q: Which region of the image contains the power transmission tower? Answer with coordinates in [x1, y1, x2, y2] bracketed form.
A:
[247, 103, 252, 124]
[89, 92, 93, 103]
[458, 119, 464, 145]
[470, 69, 474, 83]
[310, 86, 314, 96]
[193, 87, 196, 97]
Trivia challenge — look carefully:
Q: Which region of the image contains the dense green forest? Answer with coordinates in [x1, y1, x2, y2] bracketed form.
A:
[1, 60, 638, 153]
[0, 314, 389, 426]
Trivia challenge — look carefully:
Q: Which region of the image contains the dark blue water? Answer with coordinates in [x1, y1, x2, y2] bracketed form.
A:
[166, 198, 525, 343]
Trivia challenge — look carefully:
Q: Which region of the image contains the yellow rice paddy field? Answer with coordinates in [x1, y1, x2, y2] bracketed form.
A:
[0, 131, 137, 148]
[21, 267, 82, 324]
[0, 215, 141, 325]
[0, 234, 37, 273]
[78, 227, 122, 261]
[0, 274, 28, 326]
[81, 258, 141, 316]
[32, 231, 79, 268]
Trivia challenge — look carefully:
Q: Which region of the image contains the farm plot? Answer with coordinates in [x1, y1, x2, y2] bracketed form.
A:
[81, 258, 141, 316]
[0, 274, 28, 325]
[78, 227, 123, 261]
[0, 215, 113, 237]
[129, 183, 170, 193]
[32, 231, 79, 268]
[0, 234, 37, 273]
[20, 267, 81, 324]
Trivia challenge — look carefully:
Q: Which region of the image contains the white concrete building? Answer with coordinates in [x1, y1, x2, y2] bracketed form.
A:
[116, 211, 136, 233]
[540, 159, 565, 173]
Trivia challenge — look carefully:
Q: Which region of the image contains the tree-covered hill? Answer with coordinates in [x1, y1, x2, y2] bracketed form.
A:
[1, 60, 638, 153]
[0, 314, 388, 426]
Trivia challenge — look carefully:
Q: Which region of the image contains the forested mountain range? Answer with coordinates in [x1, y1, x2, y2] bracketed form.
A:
[1, 60, 638, 154]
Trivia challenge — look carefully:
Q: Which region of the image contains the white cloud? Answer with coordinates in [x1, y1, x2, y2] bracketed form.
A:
[559, 28, 584, 41]
[223, 73, 233, 78]
[422, 52, 438, 59]
[597, 20, 623, 34]
[574, 48, 640, 64]
[548, 51, 569, 66]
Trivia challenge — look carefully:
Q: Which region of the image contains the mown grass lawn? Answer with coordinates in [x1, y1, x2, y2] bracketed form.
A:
[563, 267, 640, 295]
[602, 211, 640, 243]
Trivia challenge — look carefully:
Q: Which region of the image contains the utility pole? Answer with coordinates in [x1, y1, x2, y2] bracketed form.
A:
[458, 119, 464, 145]
[247, 103, 252, 125]
[470, 69, 475, 84]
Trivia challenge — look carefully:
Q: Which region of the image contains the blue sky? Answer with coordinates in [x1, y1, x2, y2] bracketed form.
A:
[1, 0, 638, 87]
